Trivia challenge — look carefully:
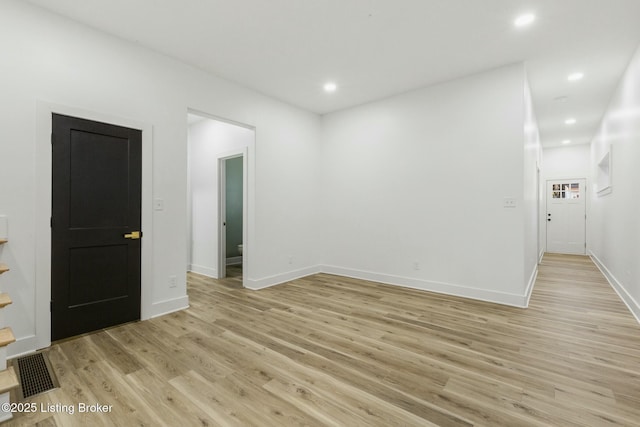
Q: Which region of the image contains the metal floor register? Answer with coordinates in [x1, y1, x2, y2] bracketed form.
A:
[13, 352, 59, 399]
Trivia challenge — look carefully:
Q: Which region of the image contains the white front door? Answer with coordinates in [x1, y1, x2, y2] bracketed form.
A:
[546, 179, 586, 254]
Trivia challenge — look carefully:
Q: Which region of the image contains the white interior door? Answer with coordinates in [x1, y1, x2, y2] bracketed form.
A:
[546, 179, 586, 254]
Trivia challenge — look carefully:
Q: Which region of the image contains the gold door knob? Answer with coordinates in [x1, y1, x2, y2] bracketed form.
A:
[124, 231, 142, 239]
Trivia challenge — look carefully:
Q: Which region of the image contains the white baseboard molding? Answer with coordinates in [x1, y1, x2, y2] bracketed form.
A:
[590, 251, 640, 324]
[7, 334, 38, 359]
[7, 298, 190, 356]
[320, 265, 529, 308]
[539, 250, 545, 263]
[189, 264, 218, 278]
[148, 296, 190, 319]
[246, 265, 322, 290]
[226, 256, 242, 266]
[524, 264, 538, 308]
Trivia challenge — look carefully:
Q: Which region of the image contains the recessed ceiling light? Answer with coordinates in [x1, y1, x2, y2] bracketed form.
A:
[514, 13, 536, 28]
[568, 72, 584, 81]
[565, 118, 577, 125]
[562, 140, 572, 144]
[323, 82, 337, 93]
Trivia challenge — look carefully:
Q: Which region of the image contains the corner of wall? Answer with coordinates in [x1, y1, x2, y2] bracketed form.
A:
[245, 265, 322, 290]
[148, 296, 190, 319]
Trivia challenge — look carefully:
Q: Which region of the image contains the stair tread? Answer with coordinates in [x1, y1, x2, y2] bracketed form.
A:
[0, 328, 15, 347]
[0, 293, 11, 308]
[0, 366, 19, 394]
[0, 264, 8, 275]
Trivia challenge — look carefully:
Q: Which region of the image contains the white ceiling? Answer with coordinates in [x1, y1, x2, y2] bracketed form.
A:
[25, 0, 640, 147]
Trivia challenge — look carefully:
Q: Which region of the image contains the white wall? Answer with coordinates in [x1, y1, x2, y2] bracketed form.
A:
[543, 144, 591, 180]
[589, 44, 640, 322]
[523, 76, 542, 299]
[188, 118, 253, 278]
[320, 64, 531, 306]
[0, 0, 322, 354]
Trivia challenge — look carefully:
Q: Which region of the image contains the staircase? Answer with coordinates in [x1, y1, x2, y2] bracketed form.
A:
[0, 238, 19, 422]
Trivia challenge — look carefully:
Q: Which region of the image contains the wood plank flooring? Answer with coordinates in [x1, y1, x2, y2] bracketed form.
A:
[5, 254, 640, 426]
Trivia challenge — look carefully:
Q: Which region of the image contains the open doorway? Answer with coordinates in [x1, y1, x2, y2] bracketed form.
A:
[218, 154, 244, 282]
[187, 112, 252, 286]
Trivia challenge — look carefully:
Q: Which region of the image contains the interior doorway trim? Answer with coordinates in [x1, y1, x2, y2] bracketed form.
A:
[187, 108, 255, 289]
[32, 101, 153, 353]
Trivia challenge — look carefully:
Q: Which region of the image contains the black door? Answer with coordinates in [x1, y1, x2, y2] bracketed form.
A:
[51, 114, 142, 341]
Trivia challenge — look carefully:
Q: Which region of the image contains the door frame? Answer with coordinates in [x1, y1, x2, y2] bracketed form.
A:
[32, 101, 153, 353]
[187, 108, 255, 289]
[545, 177, 587, 255]
[217, 150, 247, 281]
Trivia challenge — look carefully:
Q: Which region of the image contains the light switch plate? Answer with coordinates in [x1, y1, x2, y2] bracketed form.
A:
[154, 198, 165, 211]
[503, 197, 517, 208]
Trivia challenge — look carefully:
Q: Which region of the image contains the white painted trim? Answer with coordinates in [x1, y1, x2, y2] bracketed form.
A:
[247, 265, 532, 307]
[189, 264, 218, 278]
[523, 265, 538, 308]
[35, 101, 154, 351]
[320, 265, 529, 308]
[149, 296, 190, 319]
[6, 335, 37, 359]
[246, 266, 322, 290]
[590, 251, 640, 324]
[187, 109, 255, 290]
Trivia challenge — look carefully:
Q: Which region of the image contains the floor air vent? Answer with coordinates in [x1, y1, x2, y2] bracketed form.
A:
[14, 352, 59, 399]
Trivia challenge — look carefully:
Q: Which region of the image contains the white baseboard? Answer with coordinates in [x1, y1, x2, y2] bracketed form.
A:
[7, 334, 38, 359]
[320, 265, 529, 308]
[7, 298, 190, 357]
[524, 264, 538, 308]
[590, 251, 640, 324]
[189, 264, 217, 278]
[226, 256, 242, 266]
[246, 265, 322, 290]
[148, 296, 190, 319]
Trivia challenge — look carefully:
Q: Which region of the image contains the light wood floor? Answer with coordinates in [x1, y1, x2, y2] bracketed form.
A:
[6, 254, 640, 426]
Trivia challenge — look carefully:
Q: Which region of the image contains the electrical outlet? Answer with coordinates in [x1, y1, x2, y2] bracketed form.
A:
[154, 198, 165, 211]
[413, 262, 420, 271]
[288, 256, 293, 265]
[169, 275, 177, 288]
